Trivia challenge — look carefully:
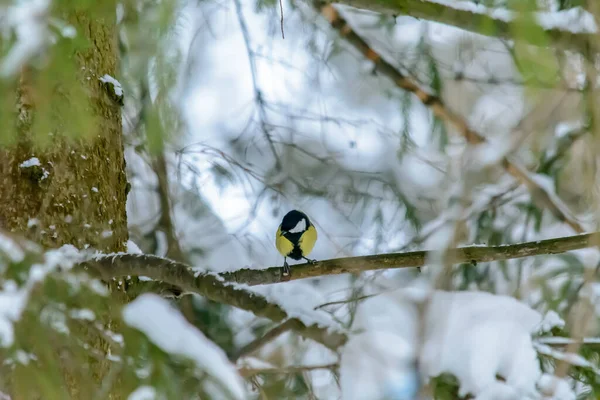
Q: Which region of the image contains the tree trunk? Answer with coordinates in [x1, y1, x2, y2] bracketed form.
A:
[0, 3, 127, 253]
[0, 2, 127, 398]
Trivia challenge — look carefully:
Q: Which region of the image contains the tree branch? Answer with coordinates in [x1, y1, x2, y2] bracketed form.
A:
[239, 363, 338, 378]
[85, 231, 600, 288]
[80, 254, 348, 351]
[316, 2, 587, 234]
[222, 231, 600, 285]
[230, 319, 298, 361]
[325, 0, 594, 55]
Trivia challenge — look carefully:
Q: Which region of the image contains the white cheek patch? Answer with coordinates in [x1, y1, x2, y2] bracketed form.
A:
[289, 218, 307, 233]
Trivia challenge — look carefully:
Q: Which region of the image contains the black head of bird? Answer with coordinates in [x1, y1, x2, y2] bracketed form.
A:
[275, 210, 318, 276]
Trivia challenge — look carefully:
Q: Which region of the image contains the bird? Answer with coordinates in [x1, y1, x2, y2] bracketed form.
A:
[275, 209, 318, 276]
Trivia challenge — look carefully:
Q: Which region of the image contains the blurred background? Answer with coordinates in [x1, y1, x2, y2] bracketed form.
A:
[118, 0, 600, 396]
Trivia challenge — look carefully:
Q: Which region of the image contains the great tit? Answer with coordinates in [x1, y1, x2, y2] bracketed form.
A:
[275, 210, 318, 276]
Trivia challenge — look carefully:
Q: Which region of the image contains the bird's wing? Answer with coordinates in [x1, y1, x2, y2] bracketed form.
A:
[298, 225, 317, 256]
[276, 225, 294, 256]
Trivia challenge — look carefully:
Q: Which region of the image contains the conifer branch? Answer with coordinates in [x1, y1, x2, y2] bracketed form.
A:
[81, 254, 348, 350]
[316, 2, 586, 234]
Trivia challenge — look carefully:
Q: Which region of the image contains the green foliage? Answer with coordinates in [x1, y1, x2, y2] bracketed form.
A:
[430, 374, 464, 400]
[0, 240, 242, 399]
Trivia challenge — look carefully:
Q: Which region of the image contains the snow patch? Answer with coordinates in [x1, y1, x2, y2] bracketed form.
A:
[99, 74, 123, 97]
[123, 294, 246, 400]
[427, 0, 596, 33]
[128, 386, 157, 400]
[340, 289, 570, 399]
[126, 240, 143, 254]
[19, 157, 40, 168]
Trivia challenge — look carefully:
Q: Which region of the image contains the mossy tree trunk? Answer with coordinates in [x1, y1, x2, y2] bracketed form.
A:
[0, 2, 127, 252]
[0, 2, 128, 399]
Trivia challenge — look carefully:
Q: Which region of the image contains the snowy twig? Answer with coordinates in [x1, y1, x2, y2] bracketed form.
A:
[221, 231, 600, 285]
[326, 0, 595, 55]
[317, 3, 586, 234]
[81, 254, 348, 351]
[536, 337, 600, 346]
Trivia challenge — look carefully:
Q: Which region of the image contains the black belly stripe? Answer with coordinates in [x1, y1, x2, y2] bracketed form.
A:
[288, 245, 303, 260]
[283, 231, 304, 259]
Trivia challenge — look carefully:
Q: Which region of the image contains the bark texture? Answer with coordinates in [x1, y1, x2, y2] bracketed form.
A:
[0, 2, 127, 399]
[0, 3, 127, 253]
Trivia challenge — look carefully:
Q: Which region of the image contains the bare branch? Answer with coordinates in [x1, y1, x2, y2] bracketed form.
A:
[222, 231, 600, 285]
[239, 363, 338, 378]
[230, 319, 298, 361]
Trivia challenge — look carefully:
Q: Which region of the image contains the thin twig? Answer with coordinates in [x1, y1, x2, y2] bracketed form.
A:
[231, 319, 297, 361]
[233, 0, 282, 169]
[239, 363, 338, 378]
[279, 0, 285, 39]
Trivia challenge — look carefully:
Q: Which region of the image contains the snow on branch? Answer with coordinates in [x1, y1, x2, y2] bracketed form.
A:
[83, 231, 599, 287]
[340, 289, 575, 399]
[317, 2, 587, 234]
[329, 0, 596, 54]
[82, 254, 348, 351]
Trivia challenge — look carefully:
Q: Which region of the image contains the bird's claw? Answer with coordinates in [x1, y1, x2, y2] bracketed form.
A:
[282, 262, 291, 276]
[304, 258, 317, 264]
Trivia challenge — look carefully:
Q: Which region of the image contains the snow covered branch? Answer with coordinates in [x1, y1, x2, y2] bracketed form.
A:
[84, 231, 599, 288]
[81, 254, 348, 350]
[326, 0, 596, 54]
[317, 2, 587, 234]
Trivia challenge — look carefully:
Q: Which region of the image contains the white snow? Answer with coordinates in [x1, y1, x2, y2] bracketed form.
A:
[538, 374, 576, 400]
[122, 294, 246, 400]
[0, 242, 83, 346]
[69, 308, 95, 321]
[19, 157, 41, 168]
[537, 310, 565, 332]
[128, 386, 157, 400]
[126, 240, 143, 254]
[427, 0, 596, 33]
[534, 343, 597, 371]
[250, 281, 345, 333]
[340, 289, 573, 399]
[99, 74, 123, 97]
[0, 236, 26, 264]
